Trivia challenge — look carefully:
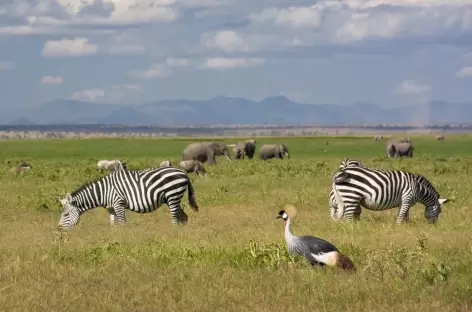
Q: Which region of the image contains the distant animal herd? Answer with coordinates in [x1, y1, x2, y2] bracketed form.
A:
[9, 135, 451, 270]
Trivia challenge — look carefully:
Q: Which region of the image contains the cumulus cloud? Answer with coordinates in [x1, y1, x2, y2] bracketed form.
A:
[394, 80, 432, 95]
[202, 30, 253, 52]
[131, 67, 172, 79]
[249, 6, 323, 28]
[70, 84, 141, 102]
[0, 61, 14, 71]
[202, 57, 266, 69]
[70, 88, 105, 101]
[40, 75, 64, 85]
[130, 57, 191, 79]
[456, 66, 472, 78]
[42, 37, 98, 57]
[11, 0, 178, 28]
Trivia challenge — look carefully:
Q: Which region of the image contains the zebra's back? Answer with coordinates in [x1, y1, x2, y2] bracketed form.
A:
[110, 167, 191, 212]
[333, 166, 417, 211]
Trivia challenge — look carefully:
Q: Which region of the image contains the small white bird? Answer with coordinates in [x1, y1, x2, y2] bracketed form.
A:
[276, 205, 355, 271]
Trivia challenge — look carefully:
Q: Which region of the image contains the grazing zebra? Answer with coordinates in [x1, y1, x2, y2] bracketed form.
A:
[329, 159, 365, 220]
[58, 167, 199, 228]
[331, 166, 449, 224]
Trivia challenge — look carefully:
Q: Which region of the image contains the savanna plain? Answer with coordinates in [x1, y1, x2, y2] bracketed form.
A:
[1, 136, 472, 312]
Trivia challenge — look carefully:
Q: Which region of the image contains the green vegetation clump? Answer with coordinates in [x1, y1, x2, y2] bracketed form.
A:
[1, 135, 472, 311]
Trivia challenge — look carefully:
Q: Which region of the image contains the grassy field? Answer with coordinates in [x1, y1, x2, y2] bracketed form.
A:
[1, 135, 472, 312]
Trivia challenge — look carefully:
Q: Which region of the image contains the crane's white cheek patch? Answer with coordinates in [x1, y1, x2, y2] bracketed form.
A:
[311, 251, 338, 267]
[282, 213, 288, 219]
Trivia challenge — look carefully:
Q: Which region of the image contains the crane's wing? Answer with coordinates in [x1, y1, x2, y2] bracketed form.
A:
[293, 236, 339, 265]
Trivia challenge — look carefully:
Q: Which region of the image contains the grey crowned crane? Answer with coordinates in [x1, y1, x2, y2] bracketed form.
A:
[276, 205, 355, 271]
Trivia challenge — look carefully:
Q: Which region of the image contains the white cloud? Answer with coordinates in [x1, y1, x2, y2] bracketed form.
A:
[69, 84, 141, 102]
[202, 57, 266, 69]
[42, 38, 98, 57]
[249, 6, 323, 28]
[112, 84, 141, 91]
[202, 30, 252, 52]
[40, 76, 64, 85]
[14, 0, 178, 28]
[131, 67, 172, 79]
[0, 62, 14, 71]
[245, 0, 472, 47]
[130, 58, 190, 79]
[394, 80, 432, 95]
[70, 88, 105, 101]
[456, 66, 472, 78]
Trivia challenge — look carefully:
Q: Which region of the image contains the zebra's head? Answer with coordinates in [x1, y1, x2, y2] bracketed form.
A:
[58, 193, 80, 228]
[339, 158, 364, 169]
[424, 198, 449, 224]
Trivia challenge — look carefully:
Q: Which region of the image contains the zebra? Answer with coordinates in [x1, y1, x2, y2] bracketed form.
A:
[58, 167, 199, 228]
[329, 158, 365, 220]
[331, 166, 449, 224]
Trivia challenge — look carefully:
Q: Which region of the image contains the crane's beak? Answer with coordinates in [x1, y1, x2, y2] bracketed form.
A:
[275, 216, 282, 219]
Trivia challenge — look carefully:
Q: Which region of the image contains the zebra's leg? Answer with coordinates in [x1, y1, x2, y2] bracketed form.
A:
[166, 194, 188, 225]
[352, 206, 362, 221]
[341, 205, 359, 222]
[396, 198, 413, 224]
[330, 203, 337, 220]
[107, 207, 117, 225]
[111, 202, 127, 225]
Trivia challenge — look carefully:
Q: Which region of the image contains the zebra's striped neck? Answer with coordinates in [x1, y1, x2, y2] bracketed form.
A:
[415, 175, 439, 206]
[70, 178, 108, 213]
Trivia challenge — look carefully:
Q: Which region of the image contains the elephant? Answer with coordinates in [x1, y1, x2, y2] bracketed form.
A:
[233, 139, 257, 159]
[387, 141, 413, 158]
[182, 143, 216, 165]
[179, 160, 207, 176]
[259, 144, 290, 160]
[205, 142, 232, 162]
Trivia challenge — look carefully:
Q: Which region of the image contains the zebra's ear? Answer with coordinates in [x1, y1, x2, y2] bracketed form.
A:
[438, 198, 449, 205]
[66, 193, 73, 202]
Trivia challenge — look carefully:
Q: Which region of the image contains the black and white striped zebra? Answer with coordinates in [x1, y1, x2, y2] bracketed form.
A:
[58, 167, 199, 228]
[329, 159, 365, 220]
[331, 165, 449, 224]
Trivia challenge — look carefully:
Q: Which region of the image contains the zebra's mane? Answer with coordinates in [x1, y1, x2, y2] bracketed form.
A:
[413, 173, 439, 194]
[70, 175, 106, 197]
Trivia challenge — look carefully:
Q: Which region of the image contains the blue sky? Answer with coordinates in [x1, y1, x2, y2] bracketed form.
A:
[0, 0, 471, 110]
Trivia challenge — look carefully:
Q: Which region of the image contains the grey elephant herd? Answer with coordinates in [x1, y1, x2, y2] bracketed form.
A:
[174, 140, 290, 175]
[94, 140, 291, 177]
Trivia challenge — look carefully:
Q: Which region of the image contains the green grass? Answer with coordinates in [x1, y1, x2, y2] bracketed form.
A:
[1, 135, 472, 311]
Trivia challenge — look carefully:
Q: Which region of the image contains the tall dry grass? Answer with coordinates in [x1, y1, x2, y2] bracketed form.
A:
[1, 136, 471, 311]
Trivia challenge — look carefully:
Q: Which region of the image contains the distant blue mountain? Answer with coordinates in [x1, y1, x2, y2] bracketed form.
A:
[2, 96, 471, 125]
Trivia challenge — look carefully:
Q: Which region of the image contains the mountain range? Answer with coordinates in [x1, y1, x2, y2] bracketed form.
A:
[1, 96, 470, 125]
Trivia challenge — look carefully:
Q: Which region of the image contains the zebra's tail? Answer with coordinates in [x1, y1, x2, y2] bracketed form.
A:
[332, 171, 348, 220]
[187, 179, 199, 212]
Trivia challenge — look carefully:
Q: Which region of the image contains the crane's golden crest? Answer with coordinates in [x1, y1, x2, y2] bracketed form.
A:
[283, 204, 298, 218]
